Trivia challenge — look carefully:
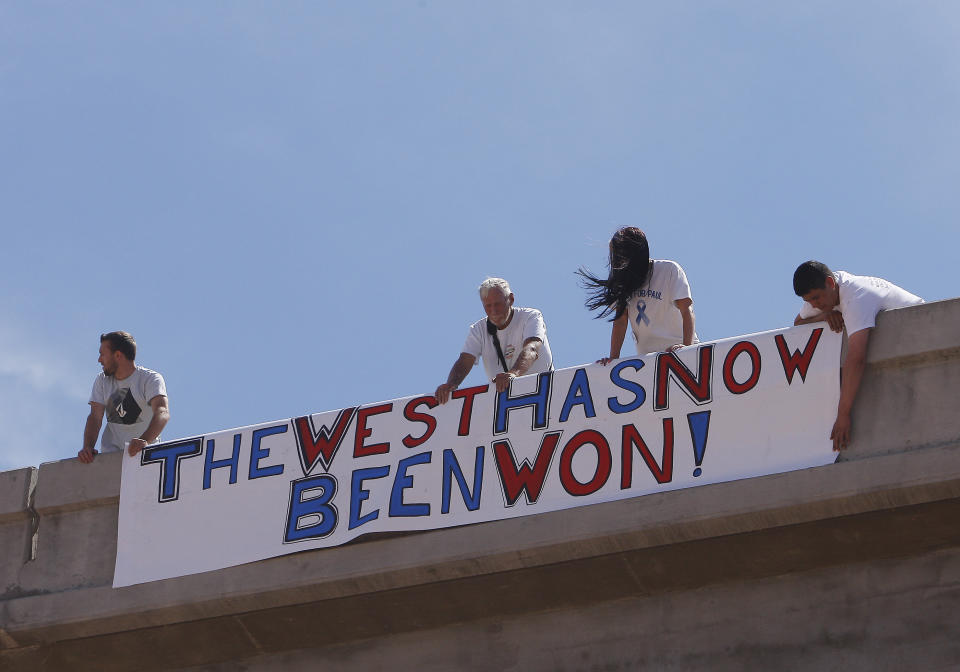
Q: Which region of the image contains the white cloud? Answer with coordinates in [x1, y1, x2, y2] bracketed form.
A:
[0, 324, 89, 400]
[0, 322, 92, 471]
[0, 382, 84, 471]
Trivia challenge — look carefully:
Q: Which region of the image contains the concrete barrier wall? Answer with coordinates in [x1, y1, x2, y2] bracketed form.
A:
[2, 300, 959, 671]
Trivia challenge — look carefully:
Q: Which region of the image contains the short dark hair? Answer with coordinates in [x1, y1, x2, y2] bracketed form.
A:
[793, 260, 834, 297]
[101, 331, 137, 361]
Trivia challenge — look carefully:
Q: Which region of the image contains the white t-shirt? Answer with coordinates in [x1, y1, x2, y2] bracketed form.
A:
[798, 270, 924, 335]
[89, 366, 167, 453]
[462, 307, 554, 382]
[626, 259, 698, 355]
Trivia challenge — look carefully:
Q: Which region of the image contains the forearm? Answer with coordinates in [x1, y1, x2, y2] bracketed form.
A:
[680, 306, 695, 345]
[609, 314, 628, 358]
[140, 408, 170, 444]
[83, 414, 101, 451]
[838, 353, 866, 417]
[445, 357, 473, 388]
[510, 342, 541, 377]
[795, 311, 832, 326]
[436, 354, 477, 403]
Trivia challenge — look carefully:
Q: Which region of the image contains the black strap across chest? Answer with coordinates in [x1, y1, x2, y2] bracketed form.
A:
[486, 319, 509, 373]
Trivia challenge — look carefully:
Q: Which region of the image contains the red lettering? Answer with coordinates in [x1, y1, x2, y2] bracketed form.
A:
[776, 328, 823, 384]
[722, 341, 762, 394]
[493, 432, 562, 506]
[402, 396, 438, 448]
[654, 345, 714, 410]
[559, 430, 612, 496]
[354, 403, 394, 457]
[620, 421, 673, 487]
[292, 408, 356, 474]
[452, 385, 489, 436]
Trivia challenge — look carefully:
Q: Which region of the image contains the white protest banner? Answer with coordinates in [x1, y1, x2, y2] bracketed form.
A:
[115, 324, 839, 587]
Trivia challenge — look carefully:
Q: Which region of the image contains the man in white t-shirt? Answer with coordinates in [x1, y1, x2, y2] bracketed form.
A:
[78, 331, 170, 463]
[793, 260, 923, 451]
[435, 278, 553, 403]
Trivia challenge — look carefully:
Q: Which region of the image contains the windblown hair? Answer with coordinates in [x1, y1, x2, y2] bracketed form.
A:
[101, 331, 137, 362]
[478, 277, 512, 299]
[793, 260, 834, 297]
[577, 227, 651, 320]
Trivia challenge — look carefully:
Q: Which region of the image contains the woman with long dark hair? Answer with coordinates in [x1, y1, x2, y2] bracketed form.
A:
[577, 227, 697, 361]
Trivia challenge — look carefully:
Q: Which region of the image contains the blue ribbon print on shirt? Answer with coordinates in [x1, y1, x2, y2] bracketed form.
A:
[636, 299, 650, 326]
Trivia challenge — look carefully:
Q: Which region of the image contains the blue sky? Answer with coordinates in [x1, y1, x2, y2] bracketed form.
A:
[2, 2, 958, 472]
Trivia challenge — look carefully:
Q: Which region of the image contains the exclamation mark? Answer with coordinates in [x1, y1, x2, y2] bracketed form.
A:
[687, 411, 711, 477]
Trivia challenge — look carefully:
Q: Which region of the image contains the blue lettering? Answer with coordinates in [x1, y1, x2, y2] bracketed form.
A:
[442, 447, 484, 513]
[559, 368, 596, 422]
[349, 465, 390, 530]
[141, 437, 204, 503]
[249, 424, 287, 480]
[494, 371, 552, 434]
[607, 359, 647, 414]
[203, 434, 241, 490]
[285, 475, 338, 542]
[389, 452, 432, 517]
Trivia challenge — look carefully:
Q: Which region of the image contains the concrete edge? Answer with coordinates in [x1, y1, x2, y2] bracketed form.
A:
[5, 441, 960, 644]
[32, 452, 122, 514]
[0, 469, 36, 523]
[868, 298, 960, 365]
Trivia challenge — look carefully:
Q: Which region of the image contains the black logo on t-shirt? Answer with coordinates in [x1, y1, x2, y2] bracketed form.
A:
[106, 388, 142, 425]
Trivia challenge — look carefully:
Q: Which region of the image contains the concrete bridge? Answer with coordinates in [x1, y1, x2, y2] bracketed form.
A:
[2, 300, 959, 671]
